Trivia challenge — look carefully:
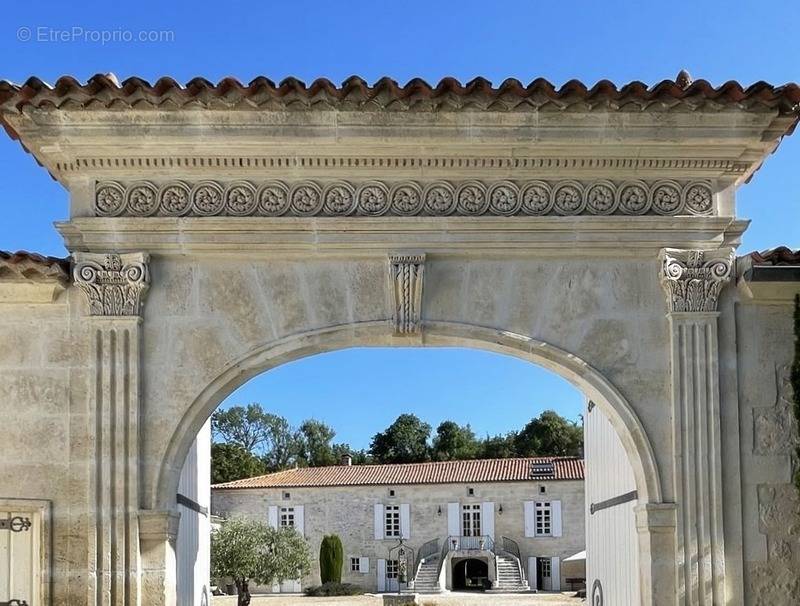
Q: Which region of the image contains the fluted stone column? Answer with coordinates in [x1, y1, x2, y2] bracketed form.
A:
[659, 248, 734, 606]
[74, 253, 150, 606]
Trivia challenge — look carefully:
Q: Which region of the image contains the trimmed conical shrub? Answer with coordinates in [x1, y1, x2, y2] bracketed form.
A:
[319, 534, 344, 584]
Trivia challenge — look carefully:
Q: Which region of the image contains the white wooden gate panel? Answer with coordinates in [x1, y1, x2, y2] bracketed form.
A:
[0, 508, 41, 605]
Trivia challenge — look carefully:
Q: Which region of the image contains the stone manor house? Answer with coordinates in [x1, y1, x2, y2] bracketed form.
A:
[211, 456, 586, 593]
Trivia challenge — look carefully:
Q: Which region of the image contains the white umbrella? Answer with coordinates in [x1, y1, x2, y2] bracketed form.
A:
[563, 550, 586, 562]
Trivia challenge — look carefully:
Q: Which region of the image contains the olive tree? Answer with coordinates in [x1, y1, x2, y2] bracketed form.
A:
[211, 517, 311, 606]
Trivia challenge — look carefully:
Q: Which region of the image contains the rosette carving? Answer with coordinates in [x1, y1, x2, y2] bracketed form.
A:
[455, 182, 488, 215]
[73, 252, 150, 316]
[683, 182, 713, 214]
[224, 181, 257, 216]
[191, 181, 225, 215]
[257, 181, 290, 216]
[423, 182, 456, 215]
[356, 181, 390, 215]
[487, 181, 521, 215]
[125, 182, 159, 216]
[659, 248, 734, 312]
[290, 182, 323, 215]
[651, 181, 683, 215]
[322, 181, 356, 215]
[94, 179, 716, 217]
[159, 182, 191, 216]
[95, 182, 126, 217]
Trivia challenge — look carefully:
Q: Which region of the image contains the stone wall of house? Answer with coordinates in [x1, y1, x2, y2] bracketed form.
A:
[735, 300, 800, 605]
[212, 479, 585, 592]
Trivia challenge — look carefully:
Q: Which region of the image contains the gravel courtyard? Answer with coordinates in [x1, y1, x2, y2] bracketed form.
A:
[213, 593, 584, 606]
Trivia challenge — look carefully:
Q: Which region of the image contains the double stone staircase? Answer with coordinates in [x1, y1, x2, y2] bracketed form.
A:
[411, 536, 529, 593]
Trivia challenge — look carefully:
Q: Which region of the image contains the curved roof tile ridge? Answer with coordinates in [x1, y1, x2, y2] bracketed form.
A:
[0, 73, 798, 114]
[0, 250, 70, 282]
[748, 246, 800, 266]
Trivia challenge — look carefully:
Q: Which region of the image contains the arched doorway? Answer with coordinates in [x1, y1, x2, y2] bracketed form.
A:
[452, 558, 490, 591]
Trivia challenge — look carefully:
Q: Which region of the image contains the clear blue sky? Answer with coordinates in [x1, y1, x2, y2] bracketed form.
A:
[2, 0, 797, 446]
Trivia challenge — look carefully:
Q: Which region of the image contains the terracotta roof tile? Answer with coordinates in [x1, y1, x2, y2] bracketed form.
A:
[212, 457, 584, 490]
[0, 74, 798, 116]
[748, 246, 800, 266]
[0, 250, 70, 282]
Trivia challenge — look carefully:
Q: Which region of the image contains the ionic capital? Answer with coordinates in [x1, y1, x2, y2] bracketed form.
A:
[659, 248, 733, 313]
[73, 252, 150, 317]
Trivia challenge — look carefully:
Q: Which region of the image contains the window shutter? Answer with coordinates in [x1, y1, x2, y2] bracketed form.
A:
[527, 556, 537, 591]
[268, 505, 278, 529]
[360, 556, 370, 573]
[295, 505, 305, 537]
[550, 556, 561, 590]
[552, 500, 562, 537]
[400, 503, 411, 539]
[377, 559, 386, 592]
[523, 501, 535, 537]
[374, 504, 384, 540]
[481, 502, 495, 540]
[447, 502, 460, 537]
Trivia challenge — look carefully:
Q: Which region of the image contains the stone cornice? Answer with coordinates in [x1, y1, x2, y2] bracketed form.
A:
[57, 217, 748, 257]
[53, 155, 750, 179]
[659, 248, 734, 312]
[94, 178, 715, 218]
[72, 252, 150, 316]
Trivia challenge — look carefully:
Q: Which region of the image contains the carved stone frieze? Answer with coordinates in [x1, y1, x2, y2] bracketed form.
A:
[95, 179, 715, 218]
[659, 248, 734, 313]
[388, 253, 425, 335]
[73, 252, 150, 316]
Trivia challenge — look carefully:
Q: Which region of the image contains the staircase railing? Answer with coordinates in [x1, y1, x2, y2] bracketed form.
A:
[412, 537, 440, 586]
[493, 535, 526, 583]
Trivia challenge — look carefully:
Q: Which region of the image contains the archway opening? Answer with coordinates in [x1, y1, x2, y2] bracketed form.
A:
[452, 558, 490, 591]
[159, 328, 657, 606]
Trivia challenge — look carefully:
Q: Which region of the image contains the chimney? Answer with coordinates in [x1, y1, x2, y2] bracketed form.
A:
[340, 453, 353, 466]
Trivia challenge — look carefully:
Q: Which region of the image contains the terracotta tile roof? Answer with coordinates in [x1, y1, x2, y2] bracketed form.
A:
[748, 246, 800, 266]
[0, 250, 70, 282]
[212, 457, 585, 489]
[0, 74, 798, 117]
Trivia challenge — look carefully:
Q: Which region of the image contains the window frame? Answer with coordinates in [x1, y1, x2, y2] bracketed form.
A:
[386, 559, 399, 579]
[461, 503, 482, 537]
[350, 557, 361, 572]
[534, 501, 552, 537]
[279, 506, 295, 528]
[384, 504, 401, 538]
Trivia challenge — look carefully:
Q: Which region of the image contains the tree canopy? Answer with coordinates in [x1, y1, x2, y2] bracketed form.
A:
[211, 517, 311, 606]
[369, 414, 432, 464]
[210, 403, 583, 480]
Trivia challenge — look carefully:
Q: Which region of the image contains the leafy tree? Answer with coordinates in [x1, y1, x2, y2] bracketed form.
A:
[211, 517, 311, 606]
[211, 443, 267, 484]
[212, 404, 301, 471]
[319, 534, 344, 584]
[479, 432, 518, 459]
[513, 410, 583, 457]
[369, 414, 431, 463]
[431, 421, 480, 461]
[296, 419, 337, 467]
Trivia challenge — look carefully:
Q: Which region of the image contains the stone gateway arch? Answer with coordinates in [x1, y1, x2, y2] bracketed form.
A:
[0, 74, 798, 606]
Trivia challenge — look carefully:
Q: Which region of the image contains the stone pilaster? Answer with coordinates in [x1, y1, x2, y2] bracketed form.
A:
[73, 252, 150, 606]
[659, 247, 733, 606]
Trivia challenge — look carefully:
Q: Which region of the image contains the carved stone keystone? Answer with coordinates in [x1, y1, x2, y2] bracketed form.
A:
[388, 253, 425, 335]
[73, 252, 150, 316]
[659, 248, 734, 313]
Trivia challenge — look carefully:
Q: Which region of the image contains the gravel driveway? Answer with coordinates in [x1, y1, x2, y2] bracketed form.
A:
[213, 592, 584, 606]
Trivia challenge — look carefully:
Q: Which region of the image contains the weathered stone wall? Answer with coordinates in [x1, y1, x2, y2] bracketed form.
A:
[0, 287, 92, 605]
[735, 301, 800, 605]
[212, 479, 585, 591]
